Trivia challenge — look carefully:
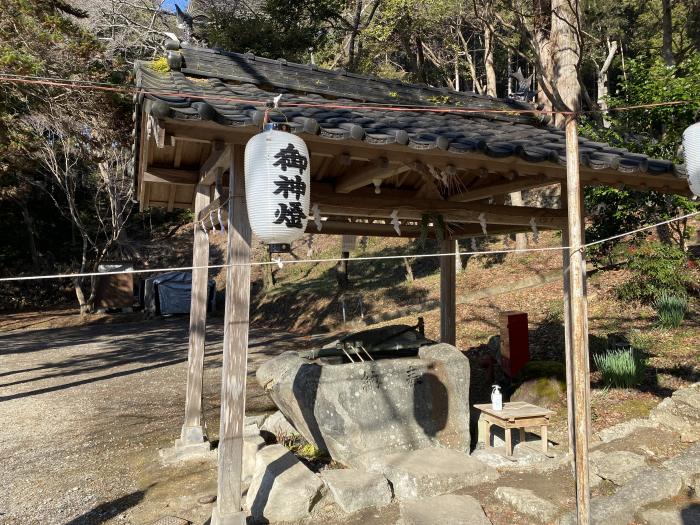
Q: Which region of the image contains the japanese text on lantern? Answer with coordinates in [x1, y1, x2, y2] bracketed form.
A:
[273, 143, 308, 228]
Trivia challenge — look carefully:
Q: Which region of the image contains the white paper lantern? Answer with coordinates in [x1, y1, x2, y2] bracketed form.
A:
[244, 124, 311, 248]
[683, 121, 700, 197]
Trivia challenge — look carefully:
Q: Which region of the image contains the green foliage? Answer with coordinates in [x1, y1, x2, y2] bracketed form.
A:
[607, 56, 700, 159]
[204, 0, 342, 62]
[627, 329, 655, 352]
[150, 57, 170, 72]
[616, 242, 693, 303]
[593, 348, 647, 388]
[654, 291, 688, 328]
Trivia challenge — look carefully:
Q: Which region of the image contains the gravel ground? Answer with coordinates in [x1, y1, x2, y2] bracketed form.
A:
[0, 316, 327, 525]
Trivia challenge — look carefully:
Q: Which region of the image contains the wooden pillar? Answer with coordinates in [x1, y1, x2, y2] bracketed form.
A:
[178, 182, 211, 448]
[440, 238, 456, 345]
[212, 145, 251, 525]
[565, 117, 591, 523]
[561, 186, 575, 455]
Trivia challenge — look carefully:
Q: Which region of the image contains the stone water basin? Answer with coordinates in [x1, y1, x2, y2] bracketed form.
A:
[256, 323, 472, 468]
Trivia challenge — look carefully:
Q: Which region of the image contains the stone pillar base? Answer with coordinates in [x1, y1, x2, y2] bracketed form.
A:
[159, 425, 212, 463]
[211, 505, 246, 525]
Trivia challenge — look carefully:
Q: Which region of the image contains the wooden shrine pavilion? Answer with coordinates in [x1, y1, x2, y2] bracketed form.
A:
[131, 41, 691, 524]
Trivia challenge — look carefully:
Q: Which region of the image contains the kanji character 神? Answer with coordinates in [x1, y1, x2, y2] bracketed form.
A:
[273, 174, 306, 200]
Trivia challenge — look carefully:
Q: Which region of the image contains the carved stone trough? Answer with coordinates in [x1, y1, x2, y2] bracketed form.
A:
[256, 323, 471, 468]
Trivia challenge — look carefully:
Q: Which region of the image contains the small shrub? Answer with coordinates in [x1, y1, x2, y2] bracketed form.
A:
[616, 241, 693, 304]
[593, 347, 647, 388]
[654, 291, 688, 328]
[628, 329, 654, 351]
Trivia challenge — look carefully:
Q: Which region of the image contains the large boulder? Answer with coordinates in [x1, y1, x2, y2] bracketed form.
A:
[246, 444, 325, 523]
[510, 360, 566, 409]
[257, 343, 471, 468]
[320, 469, 392, 513]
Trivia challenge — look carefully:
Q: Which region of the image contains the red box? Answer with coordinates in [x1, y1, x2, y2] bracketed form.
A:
[500, 311, 530, 377]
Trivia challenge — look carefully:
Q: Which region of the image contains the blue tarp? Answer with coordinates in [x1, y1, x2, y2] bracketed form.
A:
[144, 271, 216, 315]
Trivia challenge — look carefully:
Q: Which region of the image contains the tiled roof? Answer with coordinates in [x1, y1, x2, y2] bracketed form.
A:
[134, 44, 685, 179]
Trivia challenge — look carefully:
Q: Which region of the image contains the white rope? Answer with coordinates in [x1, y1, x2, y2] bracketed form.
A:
[0, 210, 697, 283]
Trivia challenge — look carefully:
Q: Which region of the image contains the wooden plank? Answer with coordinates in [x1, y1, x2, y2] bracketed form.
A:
[179, 183, 211, 447]
[173, 140, 183, 168]
[144, 168, 198, 185]
[561, 185, 575, 455]
[213, 145, 250, 525]
[310, 186, 567, 227]
[565, 117, 592, 523]
[440, 238, 456, 345]
[200, 141, 230, 185]
[449, 175, 550, 202]
[334, 157, 391, 193]
[166, 185, 176, 212]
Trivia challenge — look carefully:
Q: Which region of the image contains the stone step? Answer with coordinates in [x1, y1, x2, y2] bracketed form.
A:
[494, 486, 559, 523]
[559, 467, 684, 525]
[399, 494, 492, 525]
[367, 447, 498, 500]
[320, 468, 392, 513]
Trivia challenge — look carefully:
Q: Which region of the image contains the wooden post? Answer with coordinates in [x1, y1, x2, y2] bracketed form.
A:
[440, 238, 456, 345]
[565, 117, 591, 524]
[212, 145, 250, 525]
[178, 182, 211, 449]
[560, 186, 575, 455]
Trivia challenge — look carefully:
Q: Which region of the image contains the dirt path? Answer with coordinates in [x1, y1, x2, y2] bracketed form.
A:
[0, 317, 328, 525]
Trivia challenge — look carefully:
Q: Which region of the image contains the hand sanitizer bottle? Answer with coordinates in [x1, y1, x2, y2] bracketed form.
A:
[491, 385, 503, 411]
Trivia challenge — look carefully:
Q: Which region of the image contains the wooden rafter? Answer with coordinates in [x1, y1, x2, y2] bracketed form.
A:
[449, 174, 551, 202]
[144, 168, 198, 185]
[199, 141, 230, 184]
[334, 157, 391, 193]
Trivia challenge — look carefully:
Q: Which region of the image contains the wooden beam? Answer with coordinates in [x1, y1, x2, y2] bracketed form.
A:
[200, 141, 231, 185]
[449, 175, 550, 202]
[144, 168, 198, 185]
[564, 118, 591, 522]
[213, 145, 250, 525]
[306, 220, 424, 237]
[440, 238, 456, 345]
[334, 157, 390, 193]
[311, 187, 567, 228]
[166, 185, 176, 212]
[412, 161, 444, 199]
[177, 183, 211, 451]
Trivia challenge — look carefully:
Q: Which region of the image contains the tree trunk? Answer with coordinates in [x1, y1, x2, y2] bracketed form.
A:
[17, 199, 41, 271]
[597, 40, 618, 128]
[661, 0, 675, 66]
[336, 251, 349, 290]
[403, 257, 414, 282]
[551, 0, 581, 127]
[484, 14, 497, 97]
[510, 191, 528, 249]
[261, 246, 276, 291]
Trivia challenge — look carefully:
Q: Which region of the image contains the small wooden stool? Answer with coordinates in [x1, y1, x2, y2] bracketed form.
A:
[474, 401, 554, 457]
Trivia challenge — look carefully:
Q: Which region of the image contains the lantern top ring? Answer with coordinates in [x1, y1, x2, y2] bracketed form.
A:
[264, 122, 291, 133]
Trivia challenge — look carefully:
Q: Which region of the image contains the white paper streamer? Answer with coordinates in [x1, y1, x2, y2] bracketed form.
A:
[274, 257, 284, 269]
[312, 203, 322, 232]
[478, 212, 488, 235]
[209, 211, 215, 233]
[218, 208, 225, 233]
[530, 217, 539, 244]
[390, 209, 401, 236]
